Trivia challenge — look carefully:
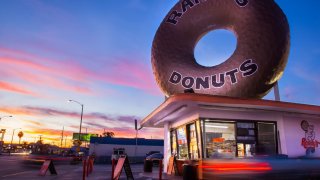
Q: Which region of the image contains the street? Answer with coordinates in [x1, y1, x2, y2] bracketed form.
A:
[0, 154, 180, 180]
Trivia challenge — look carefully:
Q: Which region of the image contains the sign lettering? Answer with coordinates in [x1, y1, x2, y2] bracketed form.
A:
[169, 59, 258, 90]
[167, 0, 249, 25]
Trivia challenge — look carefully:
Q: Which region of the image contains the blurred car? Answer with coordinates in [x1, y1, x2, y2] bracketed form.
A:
[200, 157, 320, 179]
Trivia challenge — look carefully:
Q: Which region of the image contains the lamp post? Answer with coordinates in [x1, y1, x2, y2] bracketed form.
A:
[0, 115, 13, 121]
[10, 128, 21, 155]
[68, 100, 84, 143]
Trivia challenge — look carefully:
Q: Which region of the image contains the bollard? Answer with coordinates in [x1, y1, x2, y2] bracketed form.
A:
[86, 156, 90, 177]
[159, 159, 163, 180]
[82, 158, 87, 180]
[144, 159, 153, 172]
[88, 157, 94, 174]
[111, 159, 115, 180]
[183, 164, 198, 180]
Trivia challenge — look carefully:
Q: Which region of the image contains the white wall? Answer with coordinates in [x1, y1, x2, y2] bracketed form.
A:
[89, 143, 163, 157]
[283, 115, 320, 157]
[166, 106, 320, 159]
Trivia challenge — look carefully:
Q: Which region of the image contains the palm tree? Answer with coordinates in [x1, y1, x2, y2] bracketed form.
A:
[102, 131, 115, 138]
[17, 131, 24, 144]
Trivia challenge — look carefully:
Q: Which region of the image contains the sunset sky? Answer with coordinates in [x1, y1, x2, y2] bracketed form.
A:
[0, 0, 319, 146]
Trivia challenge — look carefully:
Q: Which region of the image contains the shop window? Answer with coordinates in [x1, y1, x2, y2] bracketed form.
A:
[204, 122, 236, 158]
[188, 123, 198, 160]
[195, 120, 203, 159]
[177, 126, 188, 159]
[170, 130, 177, 156]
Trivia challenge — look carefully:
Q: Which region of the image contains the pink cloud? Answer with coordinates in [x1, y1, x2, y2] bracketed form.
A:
[0, 47, 162, 96]
[96, 60, 162, 95]
[3, 67, 92, 94]
[0, 81, 37, 96]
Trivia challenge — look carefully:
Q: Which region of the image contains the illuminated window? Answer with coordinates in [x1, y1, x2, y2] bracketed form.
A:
[170, 130, 177, 156]
[204, 121, 236, 158]
[188, 123, 198, 160]
[177, 126, 188, 159]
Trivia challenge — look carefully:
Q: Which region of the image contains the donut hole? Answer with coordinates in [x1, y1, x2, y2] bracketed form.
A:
[194, 29, 237, 67]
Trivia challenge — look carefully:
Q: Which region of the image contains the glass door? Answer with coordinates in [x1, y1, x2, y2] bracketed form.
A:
[237, 143, 255, 157]
[236, 122, 256, 157]
[257, 122, 277, 155]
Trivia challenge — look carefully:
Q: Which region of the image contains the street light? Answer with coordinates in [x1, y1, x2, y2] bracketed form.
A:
[10, 128, 21, 155]
[0, 115, 13, 121]
[68, 99, 84, 143]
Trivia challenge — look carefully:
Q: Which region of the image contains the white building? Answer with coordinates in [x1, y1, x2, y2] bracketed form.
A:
[89, 137, 163, 163]
[140, 93, 320, 173]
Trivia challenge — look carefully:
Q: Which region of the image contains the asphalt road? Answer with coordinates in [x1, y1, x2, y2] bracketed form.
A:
[0, 154, 180, 180]
[0, 155, 34, 179]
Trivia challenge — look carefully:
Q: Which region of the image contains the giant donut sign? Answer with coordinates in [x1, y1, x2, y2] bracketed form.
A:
[151, 0, 290, 98]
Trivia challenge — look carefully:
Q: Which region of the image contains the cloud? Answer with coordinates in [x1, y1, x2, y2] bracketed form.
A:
[0, 105, 139, 130]
[291, 66, 320, 84]
[0, 105, 164, 144]
[24, 119, 44, 127]
[96, 59, 161, 95]
[2, 67, 92, 95]
[0, 47, 161, 96]
[283, 86, 296, 99]
[0, 81, 37, 96]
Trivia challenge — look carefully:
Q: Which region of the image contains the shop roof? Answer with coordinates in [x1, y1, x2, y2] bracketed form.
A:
[90, 137, 163, 146]
[140, 93, 320, 128]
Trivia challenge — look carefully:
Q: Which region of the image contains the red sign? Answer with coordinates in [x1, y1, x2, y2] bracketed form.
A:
[39, 160, 57, 176]
[39, 160, 50, 176]
[301, 138, 320, 148]
[113, 157, 125, 180]
[213, 138, 225, 143]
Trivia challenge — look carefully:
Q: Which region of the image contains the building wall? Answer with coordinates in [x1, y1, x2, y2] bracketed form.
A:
[89, 143, 163, 157]
[167, 108, 320, 162]
[88, 138, 164, 163]
[282, 115, 320, 157]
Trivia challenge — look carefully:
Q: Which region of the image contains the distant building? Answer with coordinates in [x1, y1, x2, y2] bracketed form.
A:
[89, 137, 163, 163]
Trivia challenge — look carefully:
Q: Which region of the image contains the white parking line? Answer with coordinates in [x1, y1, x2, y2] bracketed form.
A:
[1, 170, 32, 178]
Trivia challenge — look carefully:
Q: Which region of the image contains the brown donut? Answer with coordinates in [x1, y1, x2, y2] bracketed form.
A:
[151, 0, 290, 98]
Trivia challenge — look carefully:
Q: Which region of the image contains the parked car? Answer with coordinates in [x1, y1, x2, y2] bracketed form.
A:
[111, 148, 126, 161]
[146, 153, 163, 160]
[146, 151, 160, 157]
[145, 153, 163, 166]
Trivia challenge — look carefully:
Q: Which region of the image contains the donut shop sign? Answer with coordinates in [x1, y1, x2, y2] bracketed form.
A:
[166, 0, 249, 25]
[169, 59, 258, 89]
[151, 0, 290, 98]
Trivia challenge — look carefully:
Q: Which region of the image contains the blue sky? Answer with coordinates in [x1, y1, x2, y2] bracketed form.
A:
[0, 0, 319, 145]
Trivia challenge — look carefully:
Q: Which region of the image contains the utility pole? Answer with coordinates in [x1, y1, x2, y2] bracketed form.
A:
[39, 135, 42, 143]
[85, 128, 87, 148]
[65, 136, 67, 148]
[60, 126, 64, 148]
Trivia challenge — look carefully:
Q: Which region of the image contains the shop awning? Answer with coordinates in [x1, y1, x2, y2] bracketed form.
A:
[140, 93, 320, 128]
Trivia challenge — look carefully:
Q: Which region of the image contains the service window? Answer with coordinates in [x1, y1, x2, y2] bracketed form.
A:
[204, 121, 236, 158]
